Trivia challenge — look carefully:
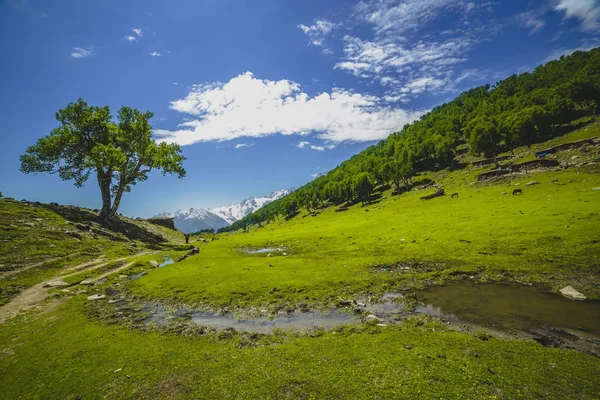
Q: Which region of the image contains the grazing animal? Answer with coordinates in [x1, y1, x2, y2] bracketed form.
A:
[451, 192, 459, 198]
[512, 188, 523, 195]
[184, 233, 190, 244]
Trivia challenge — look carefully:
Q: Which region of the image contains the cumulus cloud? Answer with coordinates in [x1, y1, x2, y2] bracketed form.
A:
[149, 50, 161, 57]
[298, 19, 340, 48]
[70, 47, 95, 58]
[154, 72, 424, 146]
[132, 28, 143, 37]
[554, 0, 600, 32]
[234, 143, 254, 149]
[297, 141, 311, 148]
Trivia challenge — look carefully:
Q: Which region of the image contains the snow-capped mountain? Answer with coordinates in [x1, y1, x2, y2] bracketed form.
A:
[155, 188, 294, 233]
[155, 208, 230, 233]
[210, 188, 294, 224]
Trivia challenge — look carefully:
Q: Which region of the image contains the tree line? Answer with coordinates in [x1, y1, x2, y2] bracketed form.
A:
[220, 48, 600, 233]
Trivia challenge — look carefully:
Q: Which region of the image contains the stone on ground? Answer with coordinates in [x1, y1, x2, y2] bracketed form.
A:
[559, 286, 586, 300]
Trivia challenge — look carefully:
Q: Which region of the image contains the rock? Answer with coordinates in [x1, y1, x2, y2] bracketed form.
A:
[49, 244, 56, 248]
[404, 345, 412, 350]
[43, 280, 68, 288]
[177, 247, 200, 262]
[87, 294, 105, 301]
[267, 253, 273, 257]
[149, 260, 159, 268]
[338, 298, 354, 306]
[571, 155, 579, 160]
[282, 252, 287, 256]
[526, 181, 539, 186]
[79, 279, 95, 286]
[376, 323, 387, 327]
[365, 314, 383, 323]
[119, 275, 129, 280]
[592, 187, 600, 191]
[24, 222, 35, 227]
[559, 286, 586, 300]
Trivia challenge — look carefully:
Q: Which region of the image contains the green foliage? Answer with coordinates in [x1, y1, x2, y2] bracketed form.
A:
[20, 99, 186, 222]
[223, 48, 600, 231]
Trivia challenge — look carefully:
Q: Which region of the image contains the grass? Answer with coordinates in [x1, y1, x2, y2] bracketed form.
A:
[0, 199, 186, 305]
[131, 165, 600, 309]
[1, 122, 599, 398]
[0, 299, 598, 399]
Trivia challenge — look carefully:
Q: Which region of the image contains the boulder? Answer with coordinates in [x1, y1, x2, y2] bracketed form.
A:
[177, 247, 200, 262]
[526, 181, 540, 186]
[365, 314, 383, 323]
[87, 294, 105, 301]
[79, 279, 95, 286]
[149, 260, 159, 268]
[43, 280, 68, 288]
[559, 286, 586, 300]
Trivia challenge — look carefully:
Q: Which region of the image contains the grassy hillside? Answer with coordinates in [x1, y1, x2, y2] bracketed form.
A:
[0, 200, 186, 305]
[1, 100, 599, 400]
[131, 122, 600, 310]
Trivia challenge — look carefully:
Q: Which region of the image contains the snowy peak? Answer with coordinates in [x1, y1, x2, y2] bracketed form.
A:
[209, 188, 294, 224]
[155, 188, 294, 233]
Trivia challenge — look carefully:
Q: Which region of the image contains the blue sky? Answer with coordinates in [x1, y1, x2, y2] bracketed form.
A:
[0, 0, 598, 217]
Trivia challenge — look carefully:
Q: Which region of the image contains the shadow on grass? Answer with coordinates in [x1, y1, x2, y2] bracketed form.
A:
[41, 203, 167, 244]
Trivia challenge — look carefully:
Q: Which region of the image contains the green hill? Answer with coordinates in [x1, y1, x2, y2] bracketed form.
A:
[224, 48, 600, 231]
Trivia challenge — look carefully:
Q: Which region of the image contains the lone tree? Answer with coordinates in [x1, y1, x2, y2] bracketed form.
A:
[20, 99, 186, 224]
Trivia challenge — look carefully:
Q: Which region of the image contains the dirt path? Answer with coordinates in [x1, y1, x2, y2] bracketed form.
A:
[0, 252, 157, 323]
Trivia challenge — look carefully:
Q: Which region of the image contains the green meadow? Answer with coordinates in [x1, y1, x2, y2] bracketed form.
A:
[1, 122, 600, 399]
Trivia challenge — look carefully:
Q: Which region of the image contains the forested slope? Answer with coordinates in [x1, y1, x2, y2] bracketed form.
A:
[221, 48, 600, 232]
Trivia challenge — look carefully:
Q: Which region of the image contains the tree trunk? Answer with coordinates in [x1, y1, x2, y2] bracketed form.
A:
[97, 170, 112, 224]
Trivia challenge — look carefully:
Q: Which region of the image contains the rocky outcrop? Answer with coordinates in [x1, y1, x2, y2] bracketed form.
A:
[145, 217, 176, 230]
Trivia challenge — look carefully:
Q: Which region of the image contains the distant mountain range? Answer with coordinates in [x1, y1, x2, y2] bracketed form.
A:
[156, 188, 294, 233]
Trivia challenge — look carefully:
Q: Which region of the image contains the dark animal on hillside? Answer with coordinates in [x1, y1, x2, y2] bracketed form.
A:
[451, 192, 459, 198]
[420, 189, 445, 201]
[512, 188, 523, 195]
[184, 233, 190, 244]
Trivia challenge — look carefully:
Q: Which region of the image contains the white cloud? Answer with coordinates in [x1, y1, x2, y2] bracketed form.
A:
[543, 39, 600, 62]
[554, 0, 600, 32]
[149, 51, 161, 57]
[517, 12, 546, 33]
[154, 72, 424, 146]
[70, 47, 95, 58]
[124, 35, 137, 41]
[335, 35, 473, 99]
[353, 0, 474, 37]
[330, 0, 499, 99]
[132, 28, 143, 37]
[297, 141, 311, 148]
[298, 19, 340, 48]
[234, 143, 254, 149]
[172, 82, 179, 86]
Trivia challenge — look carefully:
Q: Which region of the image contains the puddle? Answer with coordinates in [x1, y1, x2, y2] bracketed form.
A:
[158, 257, 174, 268]
[414, 282, 600, 337]
[104, 282, 600, 343]
[242, 247, 286, 254]
[191, 309, 357, 334]
[130, 257, 174, 280]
